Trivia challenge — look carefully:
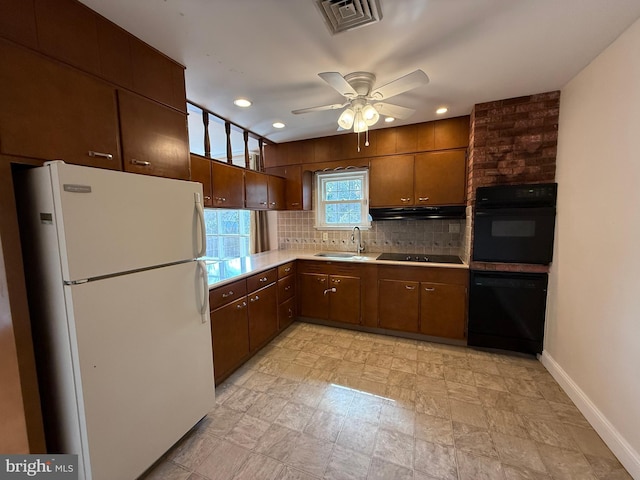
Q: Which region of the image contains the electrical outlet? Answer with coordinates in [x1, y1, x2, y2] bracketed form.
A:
[322, 232, 329, 241]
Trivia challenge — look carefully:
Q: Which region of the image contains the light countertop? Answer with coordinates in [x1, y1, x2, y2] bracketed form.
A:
[205, 250, 468, 289]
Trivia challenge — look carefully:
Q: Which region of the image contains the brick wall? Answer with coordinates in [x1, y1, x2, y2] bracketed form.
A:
[468, 91, 560, 203]
[468, 91, 560, 272]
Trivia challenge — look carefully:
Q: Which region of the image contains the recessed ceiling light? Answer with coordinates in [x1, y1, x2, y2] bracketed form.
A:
[384, 117, 395, 123]
[436, 107, 448, 115]
[233, 98, 252, 108]
[273, 122, 285, 129]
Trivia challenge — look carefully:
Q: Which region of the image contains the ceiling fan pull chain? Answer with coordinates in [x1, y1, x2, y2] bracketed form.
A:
[365, 129, 370, 147]
[357, 130, 361, 152]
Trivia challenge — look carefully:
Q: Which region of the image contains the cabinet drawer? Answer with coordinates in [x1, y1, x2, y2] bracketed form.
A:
[278, 275, 295, 302]
[247, 268, 277, 292]
[209, 279, 246, 310]
[278, 262, 295, 278]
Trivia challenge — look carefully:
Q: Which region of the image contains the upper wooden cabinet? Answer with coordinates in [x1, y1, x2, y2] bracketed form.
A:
[96, 16, 133, 90]
[267, 175, 286, 210]
[119, 90, 190, 180]
[369, 155, 415, 207]
[211, 161, 245, 209]
[190, 154, 213, 207]
[0, 0, 38, 48]
[0, 40, 121, 170]
[414, 149, 467, 205]
[435, 116, 470, 150]
[265, 165, 312, 210]
[34, 0, 101, 75]
[370, 150, 467, 207]
[244, 170, 269, 209]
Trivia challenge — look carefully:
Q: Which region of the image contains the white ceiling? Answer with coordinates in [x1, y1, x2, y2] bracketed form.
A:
[80, 0, 640, 144]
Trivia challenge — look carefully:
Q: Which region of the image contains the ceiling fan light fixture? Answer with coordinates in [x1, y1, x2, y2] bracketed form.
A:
[353, 109, 369, 133]
[338, 108, 355, 129]
[384, 116, 395, 123]
[362, 103, 380, 126]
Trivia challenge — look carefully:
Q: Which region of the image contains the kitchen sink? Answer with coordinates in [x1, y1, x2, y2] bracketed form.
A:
[314, 252, 358, 258]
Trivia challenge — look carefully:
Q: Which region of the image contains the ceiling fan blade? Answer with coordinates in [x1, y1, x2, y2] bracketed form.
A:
[318, 72, 358, 98]
[291, 103, 347, 114]
[373, 103, 416, 119]
[371, 70, 429, 101]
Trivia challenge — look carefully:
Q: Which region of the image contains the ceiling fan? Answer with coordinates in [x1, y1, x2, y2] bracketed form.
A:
[292, 70, 430, 134]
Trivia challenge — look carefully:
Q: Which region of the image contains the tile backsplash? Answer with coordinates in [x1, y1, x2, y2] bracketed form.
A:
[277, 211, 464, 256]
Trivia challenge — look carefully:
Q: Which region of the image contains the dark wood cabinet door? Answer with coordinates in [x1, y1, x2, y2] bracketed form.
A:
[211, 161, 244, 208]
[130, 37, 186, 111]
[299, 273, 329, 320]
[0, 0, 38, 48]
[267, 175, 286, 210]
[34, 0, 100, 74]
[96, 16, 133, 89]
[266, 165, 312, 210]
[278, 275, 295, 303]
[329, 275, 360, 325]
[190, 155, 213, 206]
[434, 116, 470, 150]
[278, 296, 296, 331]
[420, 282, 467, 339]
[119, 90, 190, 180]
[369, 155, 414, 207]
[210, 297, 249, 384]
[248, 284, 278, 352]
[244, 170, 269, 209]
[414, 150, 467, 205]
[0, 41, 121, 170]
[378, 279, 420, 332]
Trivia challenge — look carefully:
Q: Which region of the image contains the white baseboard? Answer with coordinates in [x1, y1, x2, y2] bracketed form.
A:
[541, 351, 640, 479]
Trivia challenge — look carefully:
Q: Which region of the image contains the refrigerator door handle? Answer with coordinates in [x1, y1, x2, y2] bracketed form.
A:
[195, 193, 207, 258]
[197, 261, 209, 323]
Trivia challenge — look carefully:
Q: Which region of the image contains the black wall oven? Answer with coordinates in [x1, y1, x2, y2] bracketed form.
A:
[472, 183, 557, 264]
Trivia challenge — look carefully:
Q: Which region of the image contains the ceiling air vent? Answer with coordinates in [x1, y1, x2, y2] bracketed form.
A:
[315, 0, 382, 35]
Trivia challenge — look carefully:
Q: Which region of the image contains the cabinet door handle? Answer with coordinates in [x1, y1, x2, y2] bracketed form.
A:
[236, 301, 247, 309]
[270, 202, 276, 206]
[88, 151, 113, 160]
[250, 295, 259, 302]
[317, 277, 326, 283]
[284, 267, 291, 273]
[332, 278, 341, 284]
[259, 277, 268, 282]
[323, 287, 336, 295]
[284, 285, 291, 291]
[288, 308, 293, 318]
[222, 291, 234, 298]
[260, 201, 268, 205]
[291, 203, 300, 206]
[424, 287, 435, 292]
[405, 285, 416, 290]
[418, 197, 430, 202]
[400, 197, 411, 203]
[131, 159, 151, 166]
[204, 195, 212, 201]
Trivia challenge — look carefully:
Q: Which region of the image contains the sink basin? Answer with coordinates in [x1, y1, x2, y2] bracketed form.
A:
[314, 252, 357, 258]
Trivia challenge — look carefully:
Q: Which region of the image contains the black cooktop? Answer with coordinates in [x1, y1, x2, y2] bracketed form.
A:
[376, 253, 464, 264]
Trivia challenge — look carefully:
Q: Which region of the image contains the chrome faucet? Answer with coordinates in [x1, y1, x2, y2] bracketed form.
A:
[351, 226, 364, 254]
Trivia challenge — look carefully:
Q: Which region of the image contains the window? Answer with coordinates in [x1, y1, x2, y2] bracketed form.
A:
[315, 169, 370, 229]
[204, 209, 251, 259]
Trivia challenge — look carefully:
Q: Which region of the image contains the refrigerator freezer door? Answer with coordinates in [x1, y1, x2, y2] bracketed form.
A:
[64, 261, 214, 480]
[43, 162, 205, 282]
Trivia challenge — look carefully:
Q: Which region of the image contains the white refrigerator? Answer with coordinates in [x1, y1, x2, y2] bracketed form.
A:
[16, 161, 215, 480]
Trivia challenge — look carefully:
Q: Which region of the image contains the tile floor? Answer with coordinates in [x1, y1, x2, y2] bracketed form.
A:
[143, 322, 632, 480]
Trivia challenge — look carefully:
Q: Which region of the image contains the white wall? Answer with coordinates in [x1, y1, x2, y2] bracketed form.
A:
[544, 16, 640, 477]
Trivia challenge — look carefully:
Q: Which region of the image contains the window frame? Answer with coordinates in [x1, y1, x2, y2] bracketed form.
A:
[314, 169, 371, 230]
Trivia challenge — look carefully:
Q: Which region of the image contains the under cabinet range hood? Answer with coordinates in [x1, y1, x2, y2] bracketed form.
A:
[369, 206, 466, 220]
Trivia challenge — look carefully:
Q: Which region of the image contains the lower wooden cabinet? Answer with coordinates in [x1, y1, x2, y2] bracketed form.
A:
[298, 261, 362, 325]
[420, 282, 467, 339]
[377, 266, 468, 338]
[210, 296, 249, 383]
[248, 283, 278, 351]
[278, 296, 296, 330]
[378, 279, 419, 332]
